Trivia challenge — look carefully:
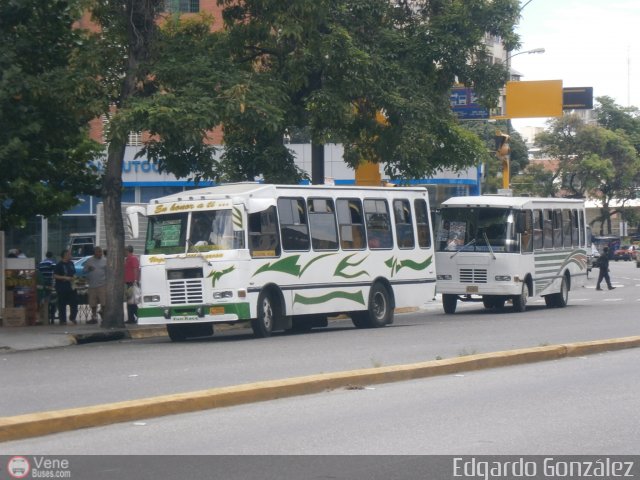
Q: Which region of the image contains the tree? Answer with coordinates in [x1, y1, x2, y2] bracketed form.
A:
[511, 163, 558, 197]
[535, 113, 640, 234]
[0, 0, 103, 229]
[213, 0, 521, 181]
[79, 0, 166, 328]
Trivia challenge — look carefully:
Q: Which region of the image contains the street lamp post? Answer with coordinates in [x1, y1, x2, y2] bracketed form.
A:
[507, 47, 545, 61]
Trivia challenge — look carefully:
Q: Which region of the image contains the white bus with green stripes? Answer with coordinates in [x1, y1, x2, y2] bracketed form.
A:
[434, 195, 588, 314]
[126, 183, 435, 341]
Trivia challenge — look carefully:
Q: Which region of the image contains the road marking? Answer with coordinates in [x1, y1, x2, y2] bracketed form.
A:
[603, 298, 623, 302]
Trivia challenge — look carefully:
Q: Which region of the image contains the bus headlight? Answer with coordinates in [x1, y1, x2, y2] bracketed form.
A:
[213, 291, 233, 300]
[143, 295, 160, 303]
[495, 275, 512, 281]
[437, 274, 452, 280]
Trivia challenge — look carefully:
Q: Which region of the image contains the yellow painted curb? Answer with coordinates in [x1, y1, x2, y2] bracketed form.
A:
[2, 336, 640, 443]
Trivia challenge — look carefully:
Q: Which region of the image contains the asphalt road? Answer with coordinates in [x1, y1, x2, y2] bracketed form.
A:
[2, 348, 639, 457]
[1, 262, 639, 419]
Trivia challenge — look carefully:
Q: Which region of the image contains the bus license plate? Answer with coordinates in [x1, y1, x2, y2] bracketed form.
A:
[466, 285, 479, 294]
[172, 315, 198, 322]
[209, 306, 225, 315]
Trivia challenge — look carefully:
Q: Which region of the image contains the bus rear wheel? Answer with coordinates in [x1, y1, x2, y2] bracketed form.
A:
[351, 283, 393, 328]
[545, 276, 569, 308]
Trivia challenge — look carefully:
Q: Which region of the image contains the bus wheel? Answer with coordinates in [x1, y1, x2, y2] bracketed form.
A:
[167, 323, 213, 342]
[351, 312, 368, 329]
[553, 276, 569, 308]
[367, 283, 393, 328]
[512, 283, 528, 312]
[482, 297, 494, 309]
[442, 294, 457, 314]
[167, 324, 187, 342]
[252, 291, 277, 338]
[545, 276, 569, 308]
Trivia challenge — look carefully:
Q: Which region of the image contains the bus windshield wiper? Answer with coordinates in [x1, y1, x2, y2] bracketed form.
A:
[449, 238, 476, 258]
[481, 231, 497, 259]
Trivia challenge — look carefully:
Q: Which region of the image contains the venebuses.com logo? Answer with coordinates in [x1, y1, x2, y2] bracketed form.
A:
[7, 456, 31, 479]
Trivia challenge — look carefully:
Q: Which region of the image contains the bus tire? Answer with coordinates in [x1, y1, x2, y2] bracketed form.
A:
[545, 276, 569, 308]
[443, 294, 457, 314]
[167, 324, 187, 342]
[167, 323, 213, 342]
[512, 283, 528, 312]
[367, 283, 393, 328]
[252, 291, 278, 338]
[351, 312, 368, 329]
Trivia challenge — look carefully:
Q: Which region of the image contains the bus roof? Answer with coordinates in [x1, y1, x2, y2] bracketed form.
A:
[440, 195, 584, 209]
[149, 182, 429, 205]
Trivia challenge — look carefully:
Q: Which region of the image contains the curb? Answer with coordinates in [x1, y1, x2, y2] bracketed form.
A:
[2, 335, 640, 443]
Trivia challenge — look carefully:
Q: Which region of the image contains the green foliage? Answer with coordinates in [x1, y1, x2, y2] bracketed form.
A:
[535, 110, 640, 234]
[0, 0, 103, 228]
[212, 0, 521, 181]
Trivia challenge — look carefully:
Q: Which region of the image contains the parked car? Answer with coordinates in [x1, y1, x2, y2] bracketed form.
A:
[613, 245, 636, 261]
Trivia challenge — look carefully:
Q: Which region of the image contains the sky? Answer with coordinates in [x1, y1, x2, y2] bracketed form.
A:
[510, 0, 640, 133]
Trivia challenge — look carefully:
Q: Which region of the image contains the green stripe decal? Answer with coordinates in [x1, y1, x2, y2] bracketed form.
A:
[385, 255, 432, 277]
[207, 265, 235, 287]
[294, 290, 365, 306]
[253, 253, 336, 278]
[335, 254, 370, 279]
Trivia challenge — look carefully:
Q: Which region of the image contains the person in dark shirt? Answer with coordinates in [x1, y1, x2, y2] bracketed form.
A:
[596, 246, 615, 291]
[53, 249, 78, 325]
[38, 251, 57, 324]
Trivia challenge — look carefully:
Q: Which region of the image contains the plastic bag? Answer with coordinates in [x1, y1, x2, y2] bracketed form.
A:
[127, 284, 142, 304]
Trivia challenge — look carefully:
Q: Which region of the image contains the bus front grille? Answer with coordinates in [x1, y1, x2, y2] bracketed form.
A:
[169, 279, 204, 304]
[459, 268, 488, 283]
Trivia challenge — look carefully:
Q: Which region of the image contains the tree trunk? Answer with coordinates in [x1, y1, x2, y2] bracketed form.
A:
[101, 0, 154, 328]
[102, 141, 127, 328]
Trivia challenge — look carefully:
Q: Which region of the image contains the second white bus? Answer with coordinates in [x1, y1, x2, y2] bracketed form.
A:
[434, 195, 588, 313]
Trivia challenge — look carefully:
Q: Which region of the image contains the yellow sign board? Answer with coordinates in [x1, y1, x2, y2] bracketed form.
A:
[505, 80, 563, 118]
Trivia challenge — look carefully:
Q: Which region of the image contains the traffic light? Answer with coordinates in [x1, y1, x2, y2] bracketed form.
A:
[495, 131, 510, 189]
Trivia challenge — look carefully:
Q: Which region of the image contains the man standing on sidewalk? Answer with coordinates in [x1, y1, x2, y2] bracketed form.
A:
[84, 246, 107, 324]
[54, 249, 78, 325]
[596, 246, 615, 291]
[124, 245, 140, 324]
[38, 251, 57, 324]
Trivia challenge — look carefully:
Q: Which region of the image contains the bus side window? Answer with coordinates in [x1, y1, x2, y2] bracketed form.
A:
[249, 206, 281, 257]
[579, 210, 586, 246]
[533, 209, 543, 250]
[562, 209, 572, 247]
[543, 210, 553, 248]
[553, 209, 563, 247]
[277, 197, 310, 251]
[364, 199, 393, 249]
[337, 198, 366, 250]
[414, 199, 432, 249]
[393, 199, 415, 249]
[572, 210, 580, 247]
[521, 210, 533, 252]
[308, 198, 339, 251]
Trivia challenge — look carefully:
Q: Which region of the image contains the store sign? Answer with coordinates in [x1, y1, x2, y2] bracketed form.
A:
[450, 87, 490, 120]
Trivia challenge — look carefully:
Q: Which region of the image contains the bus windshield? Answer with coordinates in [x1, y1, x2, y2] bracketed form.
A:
[437, 207, 519, 253]
[146, 210, 245, 255]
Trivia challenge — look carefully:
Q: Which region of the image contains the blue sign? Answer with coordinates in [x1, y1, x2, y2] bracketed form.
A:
[450, 87, 490, 120]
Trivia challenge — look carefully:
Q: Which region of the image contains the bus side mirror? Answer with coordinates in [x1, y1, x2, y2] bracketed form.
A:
[126, 206, 146, 239]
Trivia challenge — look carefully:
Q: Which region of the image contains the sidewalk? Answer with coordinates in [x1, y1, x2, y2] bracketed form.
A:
[0, 322, 168, 352]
